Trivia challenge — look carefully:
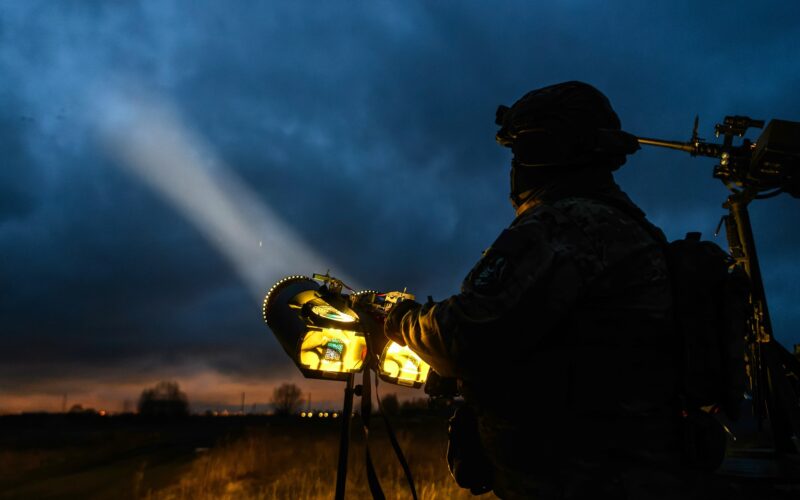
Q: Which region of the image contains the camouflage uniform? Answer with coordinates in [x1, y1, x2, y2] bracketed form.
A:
[390, 169, 686, 499]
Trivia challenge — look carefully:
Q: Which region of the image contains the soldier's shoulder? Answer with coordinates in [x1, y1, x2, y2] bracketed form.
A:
[517, 194, 658, 249]
[552, 195, 665, 265]
[512, 196, 627, 238]
[550, 195, 650, 236]
[513, 200, 573, 230]
[553, 196, 629, 223]
[511, 200, 602, 267]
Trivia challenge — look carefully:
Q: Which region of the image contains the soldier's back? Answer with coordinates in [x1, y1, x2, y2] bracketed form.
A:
[467, 187, 686, 499]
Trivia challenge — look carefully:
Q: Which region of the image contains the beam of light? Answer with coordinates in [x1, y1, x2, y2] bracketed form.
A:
[91, 87, 357, 301]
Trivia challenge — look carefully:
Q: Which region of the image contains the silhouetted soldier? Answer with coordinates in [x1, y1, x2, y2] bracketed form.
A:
[385, 81, 686, 499]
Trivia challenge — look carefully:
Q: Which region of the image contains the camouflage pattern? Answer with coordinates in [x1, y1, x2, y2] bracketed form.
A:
[395, 169, 686, 498]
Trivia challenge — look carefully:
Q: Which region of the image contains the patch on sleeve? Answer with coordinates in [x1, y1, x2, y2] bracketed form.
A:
[464, 228, 531, 295]
[470, 254, 509, 293]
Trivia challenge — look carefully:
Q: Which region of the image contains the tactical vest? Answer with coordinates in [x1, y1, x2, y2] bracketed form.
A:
[455, 197, 683, 483]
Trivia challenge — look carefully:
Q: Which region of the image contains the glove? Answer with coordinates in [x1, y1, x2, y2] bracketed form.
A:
[383, 300, 420, 347]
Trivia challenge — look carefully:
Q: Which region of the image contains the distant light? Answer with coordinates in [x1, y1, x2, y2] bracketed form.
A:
[318, 412, 324, 418]
[301, 412, 307, 417]
[324, 412, 329, 417]
[332, 412, 339, 418]
[98, 410, 107, 417]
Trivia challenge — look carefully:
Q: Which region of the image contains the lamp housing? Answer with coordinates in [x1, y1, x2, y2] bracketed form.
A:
[263, 275, 431, 387]
[263, 276, 366, 381]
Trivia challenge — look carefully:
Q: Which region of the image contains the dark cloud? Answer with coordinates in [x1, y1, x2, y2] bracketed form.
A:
[2, 1, 799, 408]
[0, 99, 40, 223]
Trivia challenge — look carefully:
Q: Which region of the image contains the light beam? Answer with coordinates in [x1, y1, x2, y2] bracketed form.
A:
[93, 87, 356, 301]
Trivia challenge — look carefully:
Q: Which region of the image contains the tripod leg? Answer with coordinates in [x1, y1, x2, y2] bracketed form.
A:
[336, 374, 355, 500]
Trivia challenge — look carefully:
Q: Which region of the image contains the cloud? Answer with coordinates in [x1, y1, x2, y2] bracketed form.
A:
[1, 1, 799, 408]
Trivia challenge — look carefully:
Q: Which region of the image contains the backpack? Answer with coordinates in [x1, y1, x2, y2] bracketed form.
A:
[592, 195, 750, 422]
[667, 232, 749, 421]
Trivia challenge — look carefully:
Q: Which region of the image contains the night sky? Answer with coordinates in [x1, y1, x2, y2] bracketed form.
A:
[2, 1, 799, 413]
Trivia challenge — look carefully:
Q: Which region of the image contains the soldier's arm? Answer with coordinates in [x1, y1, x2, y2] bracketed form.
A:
[390, 217, 562, 378]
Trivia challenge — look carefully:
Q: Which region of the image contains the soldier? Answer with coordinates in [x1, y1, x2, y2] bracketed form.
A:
[385, 81, 687, 499]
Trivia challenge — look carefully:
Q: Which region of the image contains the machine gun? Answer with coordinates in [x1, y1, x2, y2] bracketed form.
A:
[637, 117, 800, 465]
[639, 116, 800, 197]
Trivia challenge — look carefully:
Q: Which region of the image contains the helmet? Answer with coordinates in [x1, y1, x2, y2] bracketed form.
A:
[495, 81, 640, 170]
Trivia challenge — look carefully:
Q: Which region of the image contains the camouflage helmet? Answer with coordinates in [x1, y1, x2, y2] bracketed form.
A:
[495, 81, 640, 170]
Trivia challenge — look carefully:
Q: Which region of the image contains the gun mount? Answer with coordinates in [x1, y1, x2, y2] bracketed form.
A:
[637, 116, 800, 473]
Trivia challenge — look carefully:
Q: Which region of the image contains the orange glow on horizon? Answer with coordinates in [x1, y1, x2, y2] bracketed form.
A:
[0, 367, 422, 415]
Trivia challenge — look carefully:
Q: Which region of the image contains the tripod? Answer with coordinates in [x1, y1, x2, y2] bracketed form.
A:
[723, 189, 800, 455]
[333, 366, 419, 500]
[335, 373, 356, 500]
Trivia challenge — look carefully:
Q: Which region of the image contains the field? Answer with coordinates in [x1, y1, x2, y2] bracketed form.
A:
[0, 414, 488, 500]
[5, 413, 800, 499]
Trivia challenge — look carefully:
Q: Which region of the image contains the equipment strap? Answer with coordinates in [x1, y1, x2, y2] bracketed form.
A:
[360, 366, 419, 499]
[374, 370, 419, 500]
[359, 343, 419, 500]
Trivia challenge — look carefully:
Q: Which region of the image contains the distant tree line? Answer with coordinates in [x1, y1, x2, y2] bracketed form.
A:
[131, 380, 451, 419]
[138, 381, 189, 417]
[271, 383, 304, 416]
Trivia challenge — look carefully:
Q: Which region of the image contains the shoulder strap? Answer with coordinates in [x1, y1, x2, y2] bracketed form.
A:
[374, 372, 419, 500]
[361, 346, 419, 500]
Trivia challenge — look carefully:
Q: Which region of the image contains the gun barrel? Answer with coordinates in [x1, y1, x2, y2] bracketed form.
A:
[637, 136, 696, 154]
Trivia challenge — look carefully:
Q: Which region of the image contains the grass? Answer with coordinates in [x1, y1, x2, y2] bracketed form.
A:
[4, 413, 800, 499]
[148, 417, 488, 500]
[0, 414, 494, 499]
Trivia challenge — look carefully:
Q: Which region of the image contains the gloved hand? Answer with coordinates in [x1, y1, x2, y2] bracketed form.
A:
[383, 299, 420, 347]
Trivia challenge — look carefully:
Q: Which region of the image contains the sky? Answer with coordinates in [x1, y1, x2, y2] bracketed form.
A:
[2, 1, 799, 413]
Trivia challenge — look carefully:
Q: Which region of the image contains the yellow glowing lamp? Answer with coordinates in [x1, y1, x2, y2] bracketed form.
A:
[355, 289, 431, 388]
[378, 341, 431, 388]
[263, 276, 367, 381]
[264, 274, 432, 388]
